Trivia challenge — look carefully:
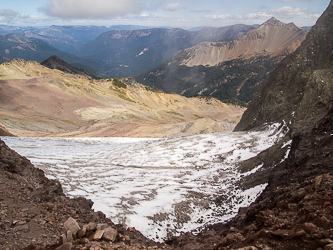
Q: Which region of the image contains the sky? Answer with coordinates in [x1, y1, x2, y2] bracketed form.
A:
[0, 0, 330, 28]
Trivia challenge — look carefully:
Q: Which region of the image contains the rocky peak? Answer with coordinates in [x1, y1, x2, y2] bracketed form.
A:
[234, 1, 333, 136]
[256, 16, 302, 34]
[40, 55, 94, 77]
[262, 17, 280, 25]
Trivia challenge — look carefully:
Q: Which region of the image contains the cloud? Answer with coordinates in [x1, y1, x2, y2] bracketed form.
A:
[206, 14, 233, 20]
[206, 5, 319, 23]
[163, 2, 186, 12]
[273, 0, 311, 2]
[269, 6, 320, 19]
[0, 9, 19, 18]
[190, 9, 212, 13]
[39, 0, 145, 19]
[0, 9, 19, 23]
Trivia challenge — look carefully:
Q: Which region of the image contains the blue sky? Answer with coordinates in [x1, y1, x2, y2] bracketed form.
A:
[0, 0, 330, 28]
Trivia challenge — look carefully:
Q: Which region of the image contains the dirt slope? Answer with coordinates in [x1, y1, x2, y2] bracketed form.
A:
[0, 59, 244, 137]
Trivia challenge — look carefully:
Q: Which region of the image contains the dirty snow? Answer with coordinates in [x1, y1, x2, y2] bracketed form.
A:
[2, 124, 283, 242]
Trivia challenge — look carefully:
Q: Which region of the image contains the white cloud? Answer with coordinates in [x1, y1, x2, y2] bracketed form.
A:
[206, 5, 319, 23]
[39, 0, 145, 19]
[163, 2, 186, 12]
[0, 9, 19, 18]
[206, 14, 232, 20]
[274, 0, 311, 2]
[190, 9, 212, 13]
[269, 6, 320, 19]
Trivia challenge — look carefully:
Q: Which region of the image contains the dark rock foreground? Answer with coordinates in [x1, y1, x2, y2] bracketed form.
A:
[0, 138, 166, 250]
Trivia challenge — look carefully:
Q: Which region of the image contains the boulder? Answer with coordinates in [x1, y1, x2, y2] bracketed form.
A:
[64, 217, 80, 236]
[77, 225, 87, 238]
[96, 223, 108, 230]
[86, 222, 97, 231]
[88, 229, 104, 241]
[66, 230, 73, 243]
[103, 227, 117, 242]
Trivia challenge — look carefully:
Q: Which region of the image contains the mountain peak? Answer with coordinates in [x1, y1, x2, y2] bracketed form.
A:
[41, 55, 94, 78]
[262, 17, 281, 25]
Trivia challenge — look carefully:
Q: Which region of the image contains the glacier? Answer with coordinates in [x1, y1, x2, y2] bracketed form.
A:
[2, 124, 285, 242]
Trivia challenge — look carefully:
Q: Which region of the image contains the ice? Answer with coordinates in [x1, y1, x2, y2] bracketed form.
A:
[1, 124, 285, 242]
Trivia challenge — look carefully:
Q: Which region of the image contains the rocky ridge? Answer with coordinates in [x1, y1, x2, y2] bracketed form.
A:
[136, 18, 307, 105]
[174, 17, 307, 67]
[41, 55, 95, 78]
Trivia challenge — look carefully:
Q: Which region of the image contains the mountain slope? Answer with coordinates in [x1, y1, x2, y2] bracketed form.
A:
[0, 59, 244, 138]
[235, 4, 333, 134]
[75, 25, 254, 77]
[136, 18, 307, 105]
[178, 17, 306, 67]
[0, 24, 150, 53]
[167, 2, 333, 249]
[41, 55, 95, 78]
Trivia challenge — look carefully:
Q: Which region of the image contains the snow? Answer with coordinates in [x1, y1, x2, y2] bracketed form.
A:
[2, 124, 283, 242]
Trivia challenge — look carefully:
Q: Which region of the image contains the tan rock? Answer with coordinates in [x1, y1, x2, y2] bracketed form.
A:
[66, 230, 73, 243]
[236, 247, 258, 250]
[59, 233, 67, 245]
[77, 225, 87, 238]
[86, 222, 97, 231]
[301, 222, 318, 234]
[96, 223, 108, 230]
[55, 243, 72, 250]
[64, 217, 80, 236]
[103, 227, 117, 242]
[88, 229, 104, 241]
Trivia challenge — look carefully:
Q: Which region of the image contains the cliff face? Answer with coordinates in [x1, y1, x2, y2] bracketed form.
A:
[235, 1, 333, 135]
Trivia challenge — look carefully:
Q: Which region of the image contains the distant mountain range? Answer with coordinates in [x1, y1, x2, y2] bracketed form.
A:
[0, 25, 150, 53]
[136, 18, 308, 105]
[74, 24, 255, 77]
[0, 24, 254, 78]
[0, 19, 309, 104]
[0, 33, 102, 73]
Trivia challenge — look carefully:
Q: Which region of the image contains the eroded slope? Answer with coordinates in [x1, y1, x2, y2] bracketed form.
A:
[0, 59, 244, 137]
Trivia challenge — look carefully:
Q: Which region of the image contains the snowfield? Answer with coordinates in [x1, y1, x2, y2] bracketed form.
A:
[2, 124, 285, 242]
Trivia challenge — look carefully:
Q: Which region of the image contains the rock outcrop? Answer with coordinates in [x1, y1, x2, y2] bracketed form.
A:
[234, 1, 333, 135]
[41, 55, 95, 78]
